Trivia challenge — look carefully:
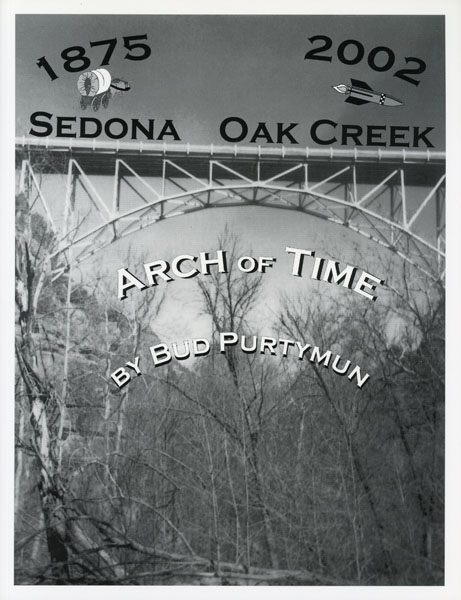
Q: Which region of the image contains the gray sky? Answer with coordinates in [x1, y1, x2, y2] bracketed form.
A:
[15, 14, 446, 343]
[16, 15, 445, 148]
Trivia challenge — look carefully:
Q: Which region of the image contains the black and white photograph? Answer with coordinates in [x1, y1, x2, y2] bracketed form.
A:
[3, 2, 461, 597]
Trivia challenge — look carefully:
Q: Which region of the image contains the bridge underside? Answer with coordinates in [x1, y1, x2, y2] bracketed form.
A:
[16, 139, 445, 282]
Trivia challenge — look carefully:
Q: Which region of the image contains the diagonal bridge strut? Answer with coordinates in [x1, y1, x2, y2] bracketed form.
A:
[16, 138, 446, 283]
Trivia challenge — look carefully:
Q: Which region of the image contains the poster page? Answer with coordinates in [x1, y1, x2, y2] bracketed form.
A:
[2, 1, 460, 599]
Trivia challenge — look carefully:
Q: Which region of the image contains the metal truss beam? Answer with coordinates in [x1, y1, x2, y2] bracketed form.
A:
[16, 139, 445, 283]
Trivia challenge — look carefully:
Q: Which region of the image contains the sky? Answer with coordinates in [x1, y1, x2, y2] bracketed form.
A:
[14, 14, 446, 344]
[14, 14, 447, 345]
[16, 15, 445, 148]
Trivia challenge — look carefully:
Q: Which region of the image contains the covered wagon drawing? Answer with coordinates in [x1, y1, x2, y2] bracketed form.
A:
[77, 68, 131, 111]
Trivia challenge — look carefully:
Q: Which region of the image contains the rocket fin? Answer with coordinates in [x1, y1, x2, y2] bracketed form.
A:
[345, 96, 368, 105]
[350, 78, 372, 90]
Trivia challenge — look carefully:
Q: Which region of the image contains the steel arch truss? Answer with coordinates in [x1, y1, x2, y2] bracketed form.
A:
[16, 143, 445, 282]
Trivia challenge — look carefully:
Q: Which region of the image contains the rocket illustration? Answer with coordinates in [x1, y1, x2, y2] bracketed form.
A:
[332, 79, 404, 107]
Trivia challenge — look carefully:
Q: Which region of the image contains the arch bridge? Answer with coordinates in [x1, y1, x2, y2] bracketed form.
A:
[16, 138, 445, 282]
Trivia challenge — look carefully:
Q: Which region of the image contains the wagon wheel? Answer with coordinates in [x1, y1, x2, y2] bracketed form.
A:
[80, 96, 87, 110]
[102, 91, 111, 109]
[92, 95, 102, 112]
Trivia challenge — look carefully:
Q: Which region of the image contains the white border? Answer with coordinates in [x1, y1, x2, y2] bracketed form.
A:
[2, 1, 460, 599]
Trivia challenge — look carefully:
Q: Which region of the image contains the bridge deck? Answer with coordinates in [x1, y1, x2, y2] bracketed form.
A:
[16, 138, 445, 187]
